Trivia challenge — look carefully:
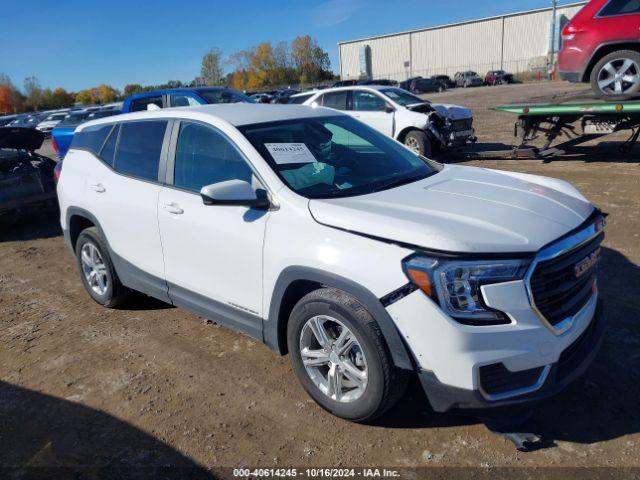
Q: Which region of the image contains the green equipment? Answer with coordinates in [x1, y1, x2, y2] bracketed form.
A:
[487, 101, 640, 158]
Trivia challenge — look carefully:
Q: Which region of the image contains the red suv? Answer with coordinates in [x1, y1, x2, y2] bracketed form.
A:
[558, 0, 640, 98]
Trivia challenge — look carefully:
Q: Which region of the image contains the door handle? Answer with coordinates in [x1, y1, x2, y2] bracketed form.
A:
[90, 183, 106, 193]
[163, 203, 184, 215]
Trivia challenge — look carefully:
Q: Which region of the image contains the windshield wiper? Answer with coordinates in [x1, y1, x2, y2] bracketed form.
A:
[371, 172, 433, 193]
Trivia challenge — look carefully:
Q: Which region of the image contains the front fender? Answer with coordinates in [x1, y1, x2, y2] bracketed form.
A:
[265, 266, 414, 370]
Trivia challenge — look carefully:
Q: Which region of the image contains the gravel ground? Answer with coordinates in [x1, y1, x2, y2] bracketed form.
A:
[1, 81, 639, 478]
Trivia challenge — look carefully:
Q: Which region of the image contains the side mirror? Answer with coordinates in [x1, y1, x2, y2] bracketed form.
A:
[200, 180, 270, 209]
[385, 106, 395, 114]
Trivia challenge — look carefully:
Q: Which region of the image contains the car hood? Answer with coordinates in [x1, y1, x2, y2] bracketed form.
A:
[308, 165, 594, 254]
[408, 103, 472, 120]
[0, 127, 44, 151]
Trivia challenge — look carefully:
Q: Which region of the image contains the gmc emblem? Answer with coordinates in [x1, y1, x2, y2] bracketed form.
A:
[574, 249, 600, 278]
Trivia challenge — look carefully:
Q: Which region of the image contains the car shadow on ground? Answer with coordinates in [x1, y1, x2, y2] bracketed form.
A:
[447, 142, 640, 164]
[375, 247, 640, 449]
[0, 381, 213, 479]
[0, 205, 61, 243]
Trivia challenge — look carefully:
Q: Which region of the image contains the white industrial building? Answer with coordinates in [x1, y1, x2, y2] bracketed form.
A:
[338, 2, 587, 82]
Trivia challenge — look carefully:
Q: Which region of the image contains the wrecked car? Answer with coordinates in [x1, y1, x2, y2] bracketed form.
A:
[303, 85, 475, 156]
[0, 127, 57, 214]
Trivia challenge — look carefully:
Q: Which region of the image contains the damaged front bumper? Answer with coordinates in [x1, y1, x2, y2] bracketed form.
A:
[418, 302, 605, 413]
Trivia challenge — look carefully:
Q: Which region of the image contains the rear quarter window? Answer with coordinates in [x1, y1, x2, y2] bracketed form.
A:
[113, 121, 168, 182]
[600, 0, 640, 15]
[70, 124, 114, 156]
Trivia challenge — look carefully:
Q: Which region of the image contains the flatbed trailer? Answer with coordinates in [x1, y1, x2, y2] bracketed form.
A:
[474, 101, 640, 159]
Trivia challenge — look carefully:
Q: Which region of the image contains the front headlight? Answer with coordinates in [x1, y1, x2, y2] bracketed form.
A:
[402, 255, 530, 325]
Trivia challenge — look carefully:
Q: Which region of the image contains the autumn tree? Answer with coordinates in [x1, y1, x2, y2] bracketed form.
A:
[124, 84, 144, 96]
[24, 76, 44, 111]
[0, 74, 21, 113]
[0, 85, 13, 113]
[201, 48, 224, 85]
[97, 84, 119, 103]
[291, 35, 331, 84]
[51, 87, 75, 108]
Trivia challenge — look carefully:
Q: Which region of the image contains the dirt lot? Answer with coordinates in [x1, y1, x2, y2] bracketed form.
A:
[1, 81, 639, 478]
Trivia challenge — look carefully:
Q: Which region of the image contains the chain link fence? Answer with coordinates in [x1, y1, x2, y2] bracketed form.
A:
[340, 56, 555, 84]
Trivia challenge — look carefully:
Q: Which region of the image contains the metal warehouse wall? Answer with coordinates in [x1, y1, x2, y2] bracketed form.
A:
[338, 2, 586, 80]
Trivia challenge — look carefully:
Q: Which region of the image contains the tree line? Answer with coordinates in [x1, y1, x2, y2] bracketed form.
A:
[0, 74, 120, 114]
[201, 35, 334, 90]
[0, 35, 334, 114]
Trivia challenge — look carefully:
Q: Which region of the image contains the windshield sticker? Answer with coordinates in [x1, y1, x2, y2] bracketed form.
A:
[265, 143, 317, 164]
[385, 91, 399, 98]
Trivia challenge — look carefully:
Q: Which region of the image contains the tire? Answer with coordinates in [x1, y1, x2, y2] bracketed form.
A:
[590, 50, 640, 99]
[75, 227, 130, 308]
[438, 86, 444, 92]
[287, 288, 409, 422]
[404, 130, 433, 157]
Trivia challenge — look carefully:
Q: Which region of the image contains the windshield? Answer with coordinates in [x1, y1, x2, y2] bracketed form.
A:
[239, 115, 437, 199]
[379, 88, 427, 106]
[58, 113, 89, 127]
[199, 89, 255, 104]
[46, 114, 67, 121]
[288, 94, 313, 104]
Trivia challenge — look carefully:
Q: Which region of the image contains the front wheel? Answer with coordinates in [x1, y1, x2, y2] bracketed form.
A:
[287, 288, 408, 422]
[404, 130, 433, 157]
[590, 50, 640, 99]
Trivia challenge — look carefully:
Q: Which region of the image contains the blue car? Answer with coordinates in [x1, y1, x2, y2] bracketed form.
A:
[54, 87, 253, 167]
[52, 110, 121, 159]
[122, 87, 254, 112]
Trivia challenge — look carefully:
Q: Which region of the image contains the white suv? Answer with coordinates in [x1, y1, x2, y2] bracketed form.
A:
[302, 86, 476, 157]
[57, 104, 605, 421]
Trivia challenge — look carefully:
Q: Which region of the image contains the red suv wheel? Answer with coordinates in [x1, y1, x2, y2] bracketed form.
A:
[590, 50, 640, 99]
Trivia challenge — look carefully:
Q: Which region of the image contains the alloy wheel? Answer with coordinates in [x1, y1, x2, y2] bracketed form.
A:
[299, 315, 368, 403]
[80, 242, 109, 296]
[405, 136, 421, 154]
[597, 58, 640, 96]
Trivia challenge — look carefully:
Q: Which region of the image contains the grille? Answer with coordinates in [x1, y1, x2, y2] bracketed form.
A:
[479, 363, 545, 396]
[530, 233, 603, 327]
[450, 118, 473, 131]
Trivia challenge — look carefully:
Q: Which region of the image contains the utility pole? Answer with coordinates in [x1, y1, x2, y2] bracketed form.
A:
[549, 0, 558, 80]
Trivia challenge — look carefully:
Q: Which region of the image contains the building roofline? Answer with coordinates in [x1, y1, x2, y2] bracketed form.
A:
[338, 1, 587, 46]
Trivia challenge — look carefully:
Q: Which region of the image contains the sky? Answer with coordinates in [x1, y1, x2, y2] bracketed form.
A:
[1, 0, 579, 92]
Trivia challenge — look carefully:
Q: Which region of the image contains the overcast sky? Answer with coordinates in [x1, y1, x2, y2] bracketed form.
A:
[1, 0, 579, 91]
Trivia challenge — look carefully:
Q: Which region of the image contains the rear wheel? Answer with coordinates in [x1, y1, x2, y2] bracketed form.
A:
[590, 50, 640, 99]
[75, 227, 129, 308]
[404, 130, 433, 157]
[287, 288, 408, 422]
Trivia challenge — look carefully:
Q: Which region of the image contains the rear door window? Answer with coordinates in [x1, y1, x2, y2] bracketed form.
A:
[169, 93, 202, 108]
[114, 121, 168, 181]
[320, 91, 348, 110]
[600, 0, 640, 15]
[129, 96, 164, 112]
